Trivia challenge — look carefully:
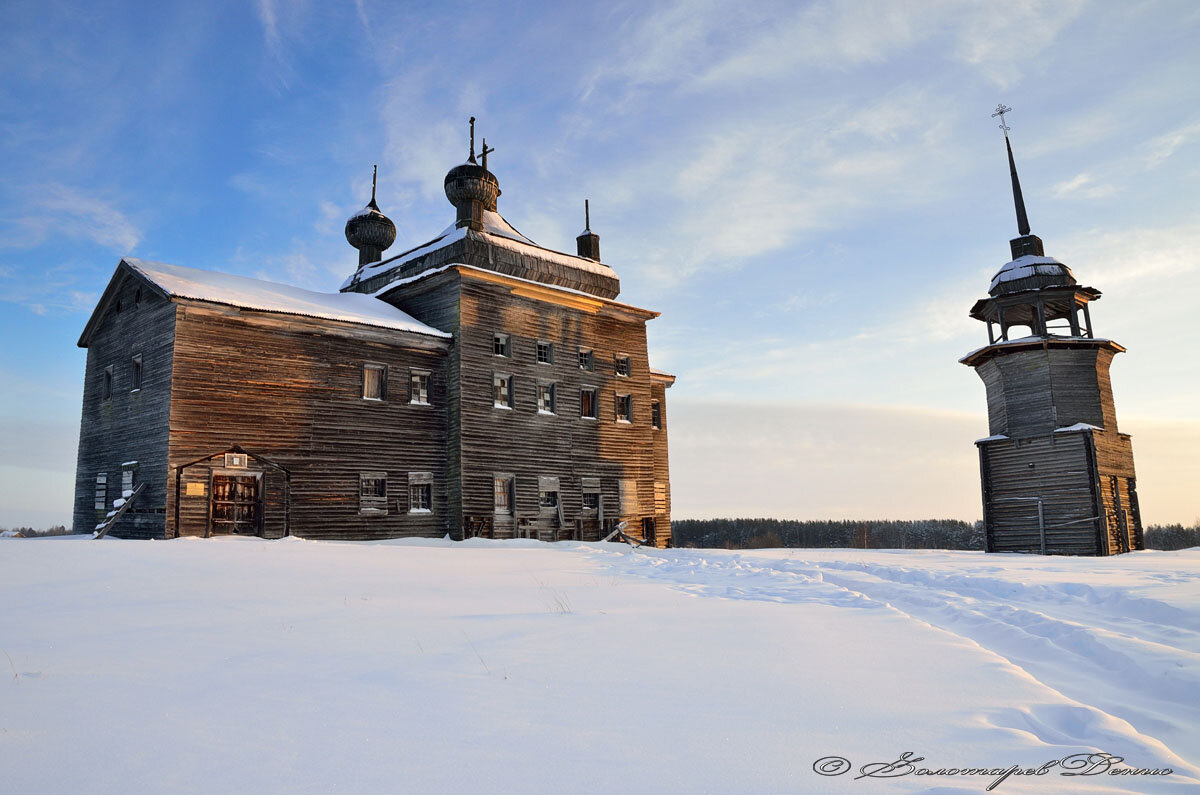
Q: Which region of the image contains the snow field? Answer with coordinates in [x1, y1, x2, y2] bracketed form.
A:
[1, 537, 1198, 793]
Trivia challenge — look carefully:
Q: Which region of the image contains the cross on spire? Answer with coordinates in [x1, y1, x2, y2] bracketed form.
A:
[480, 138, 494, 170]
[371, 164, 377, 204]
[992, 103, 1012, 138]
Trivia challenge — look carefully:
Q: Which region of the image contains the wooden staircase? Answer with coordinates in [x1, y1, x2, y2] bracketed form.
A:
[93, 482, 146, 539]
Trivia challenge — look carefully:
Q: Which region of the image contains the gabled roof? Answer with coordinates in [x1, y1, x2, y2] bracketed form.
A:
[78, 258, 449, 347]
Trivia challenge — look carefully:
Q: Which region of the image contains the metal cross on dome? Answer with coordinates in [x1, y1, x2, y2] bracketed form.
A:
[992, 103, 1013, 137]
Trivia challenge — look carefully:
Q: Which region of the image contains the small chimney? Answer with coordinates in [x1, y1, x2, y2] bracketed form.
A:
[576, 199, 600, 260]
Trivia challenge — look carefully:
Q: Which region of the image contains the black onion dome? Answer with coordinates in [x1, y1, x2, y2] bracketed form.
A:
[345, 198, 397, 254]
[444, 162, 500, 212]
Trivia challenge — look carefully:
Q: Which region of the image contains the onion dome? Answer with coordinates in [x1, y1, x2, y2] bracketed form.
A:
[345, 165, 396, 266]
[445, 117, 501, 230]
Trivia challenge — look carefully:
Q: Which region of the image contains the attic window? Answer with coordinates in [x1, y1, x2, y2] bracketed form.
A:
[103, 366, 113, 401]
[131, 354, 143, 392]
[362, 363, 387, 401]
[134, 288, 142, 306]
[115, 298, 122, 314]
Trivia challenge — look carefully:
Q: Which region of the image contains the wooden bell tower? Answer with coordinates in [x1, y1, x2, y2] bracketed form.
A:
[960, 106, 1142, 555]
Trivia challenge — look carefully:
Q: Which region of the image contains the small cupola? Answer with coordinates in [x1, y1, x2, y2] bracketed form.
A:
[576, 199, 600, 260]
[345, 165, 397, 267]
[444, 117, 501, 232]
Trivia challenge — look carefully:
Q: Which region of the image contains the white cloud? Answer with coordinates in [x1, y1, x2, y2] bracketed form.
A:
[1143, 119, 1200, 168]
[1051, 172, 1117, 200]
[3, 185, 140, 253]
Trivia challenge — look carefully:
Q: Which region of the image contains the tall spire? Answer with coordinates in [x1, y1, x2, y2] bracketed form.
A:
[576, 199, 600, 260]
[368, 164, 379, 209]
[1006, 136, 1031, 237]
[468, 117, 477, 164]
[992, 104, 1043, 259]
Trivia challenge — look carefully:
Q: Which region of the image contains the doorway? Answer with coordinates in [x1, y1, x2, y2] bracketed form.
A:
[210, 472, 263, 536]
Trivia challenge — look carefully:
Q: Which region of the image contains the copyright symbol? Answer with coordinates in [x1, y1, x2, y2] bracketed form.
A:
[813, 756, 851, 776]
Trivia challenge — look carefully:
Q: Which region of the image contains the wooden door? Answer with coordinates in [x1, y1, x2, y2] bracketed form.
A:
[210, 473, 263, 536]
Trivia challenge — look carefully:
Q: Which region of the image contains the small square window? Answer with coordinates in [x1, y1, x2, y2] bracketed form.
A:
[580, 387, 598, 419]
[493, 373, 513, 408]
[130, 354, 143, 392]
[537, 383, 556, 414]
[536, 341, 553, 365]
[616, 393, 632, 423]
[651, 401, 662, 429]
[578, 347, 594, 371]
[493, 333, 510, 357]
[359, 472, 388, 514]
[410, 370, 430, 405]
[362, 363, 386, 401]
[615, 355, 631, 377]
[103, 366, 113, 401]
[494, 474, 514, 514]
[408, 472, 433, 513]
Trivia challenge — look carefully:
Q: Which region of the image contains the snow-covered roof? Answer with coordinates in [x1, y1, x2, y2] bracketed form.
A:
[989, 255, 1074, 293]
[342, 210, 617, 290]
[122, 258, 449, 338]
[958, 334, 1116, 364]
[1054, 422, 1103, 433]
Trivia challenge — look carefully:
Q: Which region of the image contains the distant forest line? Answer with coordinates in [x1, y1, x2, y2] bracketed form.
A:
[671, 518, 1200, 552]
[3, 521, 1197, 550]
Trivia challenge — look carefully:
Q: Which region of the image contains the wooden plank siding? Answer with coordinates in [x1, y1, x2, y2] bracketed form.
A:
[72, 273, 176, 538]
[978, 433, 1102, 555]
[977, 346, 1116, 437]
[166, 303, 450, 539]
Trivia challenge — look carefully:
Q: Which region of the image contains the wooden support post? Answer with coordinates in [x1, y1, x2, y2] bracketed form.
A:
[174, 466, 183, 539]
[1037, 498, 1046, 555]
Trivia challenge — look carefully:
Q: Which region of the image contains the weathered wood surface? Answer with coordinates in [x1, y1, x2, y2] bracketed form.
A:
[978, 427, 1142, 555]
[72, 270, 175, 538]
[167, 303, 450, 540]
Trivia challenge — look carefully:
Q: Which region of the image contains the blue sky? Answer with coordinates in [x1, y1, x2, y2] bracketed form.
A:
[2, 0, 1199, 527]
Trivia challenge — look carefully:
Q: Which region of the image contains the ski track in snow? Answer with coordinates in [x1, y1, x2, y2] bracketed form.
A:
[585, 545, 1200, 782]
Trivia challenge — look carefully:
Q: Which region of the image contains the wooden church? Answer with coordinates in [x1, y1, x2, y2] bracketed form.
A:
[961, 108, 1142, 555]
[73, 122, 675, 545]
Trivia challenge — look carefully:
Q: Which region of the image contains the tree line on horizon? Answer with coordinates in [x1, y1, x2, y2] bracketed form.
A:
[671, 518, 1200, 552]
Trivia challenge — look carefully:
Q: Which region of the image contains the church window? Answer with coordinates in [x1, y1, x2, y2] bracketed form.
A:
[494, 474, 514, 514]
[493, 333, 510, 357]
[538, 476, 560, 511]
[362, 363, 387, 401]
[94, 473, 107, 511]
[615, 355, 631, 377]
[578, 347, 593, 371]
[493, 373, 513, 408]
[581, 477, 601, 513]
[651, 400, 661, 429]
[131, 354, 143, 392]
[537, 340, 553, 364]
[410, 370, 430, 405]
[537, 383, 556, 414]
[580, 387, 597, 419]
[103, 366, 113, 401]
[359, 472, 388, 514]
[615, 393, 632, 423]
[408, 472, 433, 513]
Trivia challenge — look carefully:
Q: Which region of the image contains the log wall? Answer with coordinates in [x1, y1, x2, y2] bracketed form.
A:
[166, 303, 450, 540]
[72, 273, 176, 538]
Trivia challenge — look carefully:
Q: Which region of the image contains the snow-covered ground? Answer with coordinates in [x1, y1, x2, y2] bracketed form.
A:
[2, 537, 1198, 793]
